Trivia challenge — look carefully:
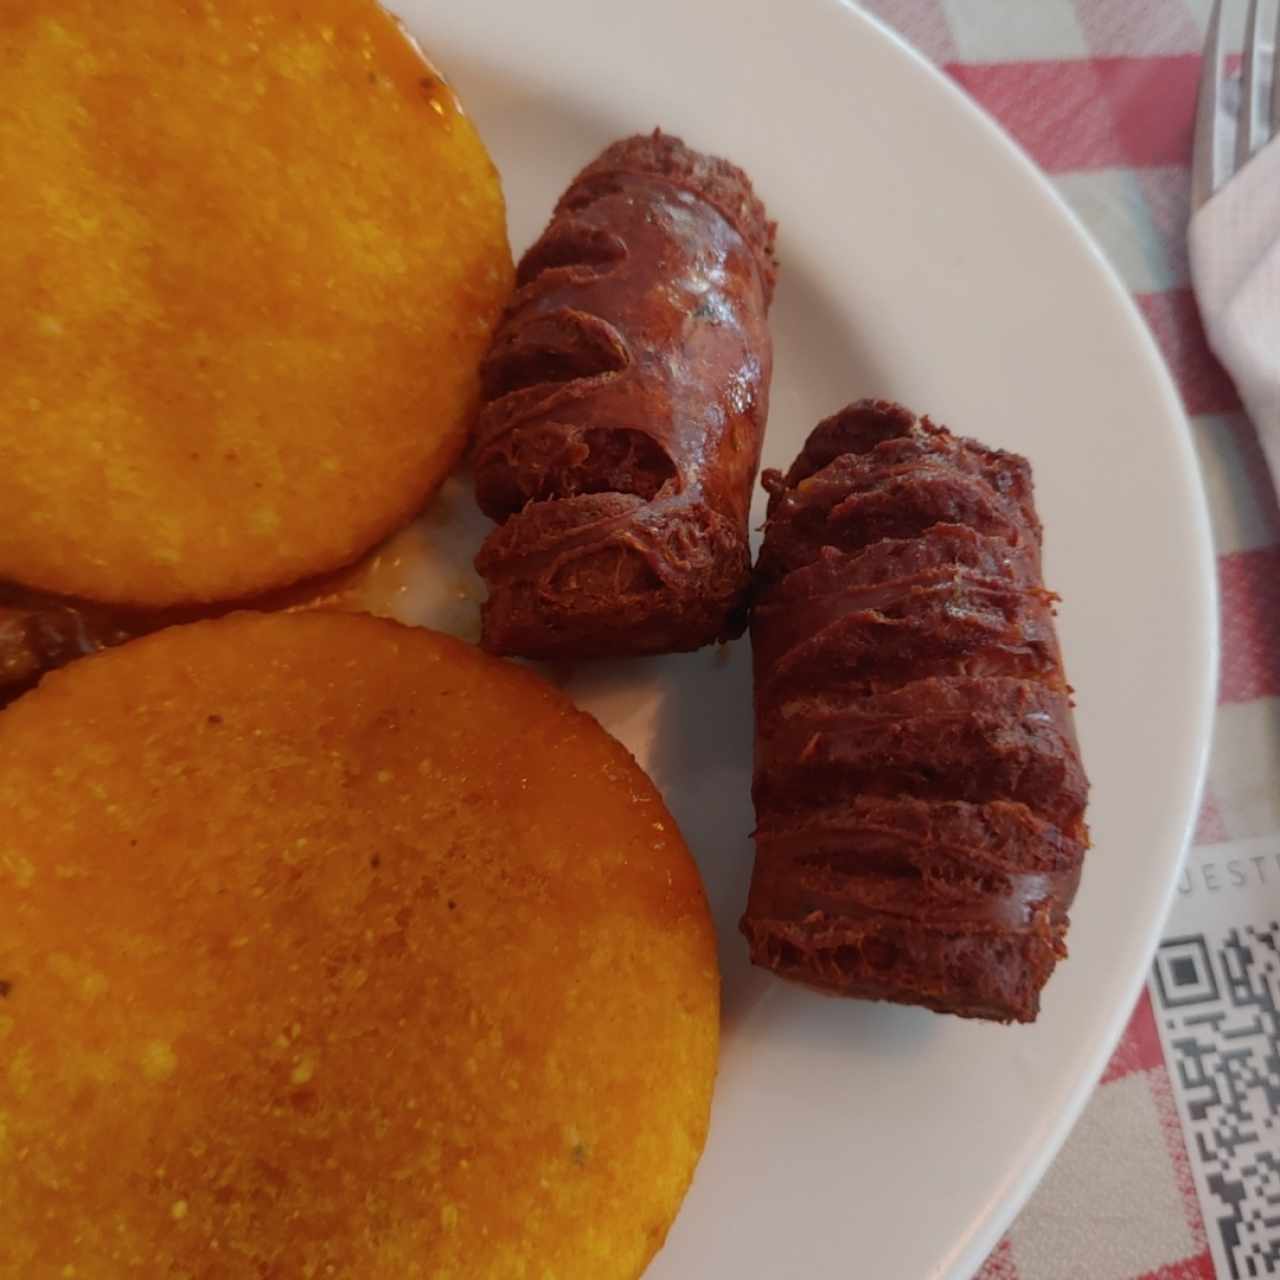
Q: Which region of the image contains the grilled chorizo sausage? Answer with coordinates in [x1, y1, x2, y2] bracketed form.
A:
[473, 131, 776, 658]
[742, 400, 1089, 1023]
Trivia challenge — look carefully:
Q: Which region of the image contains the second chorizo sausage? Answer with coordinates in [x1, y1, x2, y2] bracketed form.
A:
[473, 130, 776, 659]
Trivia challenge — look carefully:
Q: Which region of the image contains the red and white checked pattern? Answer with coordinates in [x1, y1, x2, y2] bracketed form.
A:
[856, 1, 1280, 1276]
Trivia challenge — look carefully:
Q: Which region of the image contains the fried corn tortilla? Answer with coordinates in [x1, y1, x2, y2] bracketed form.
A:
[0, 1, 512, 606]
[0, 612, 719, 1279]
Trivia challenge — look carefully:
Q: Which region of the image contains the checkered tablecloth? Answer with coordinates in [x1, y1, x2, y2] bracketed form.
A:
[855, 1, 1280, 1277]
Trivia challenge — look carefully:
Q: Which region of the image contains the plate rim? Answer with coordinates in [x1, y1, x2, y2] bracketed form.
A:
[409, 0, 1221, 1272]
[835, 5, 1219, 1271]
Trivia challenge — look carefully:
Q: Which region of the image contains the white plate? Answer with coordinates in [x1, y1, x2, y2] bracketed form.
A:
[373, 2, 1219, 1276]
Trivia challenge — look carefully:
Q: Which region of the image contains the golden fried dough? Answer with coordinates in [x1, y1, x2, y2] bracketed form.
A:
[0, 612, 718, 1279]
[0, 1, 512, 607]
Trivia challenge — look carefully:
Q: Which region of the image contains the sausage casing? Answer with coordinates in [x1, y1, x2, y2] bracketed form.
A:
[473, 131, 776, 658]
[742, 400, 1089, 1023]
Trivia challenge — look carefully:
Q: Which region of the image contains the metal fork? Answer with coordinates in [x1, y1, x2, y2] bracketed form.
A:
[1192, 0, 1280, 209]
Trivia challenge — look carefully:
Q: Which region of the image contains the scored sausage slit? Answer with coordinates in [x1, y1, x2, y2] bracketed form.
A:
[756, 469, 1036, 584]
[780, 400, 921, 480]
[758, 797, 1084, 884]
[479, 308, 631, 403]
[557, 175, 626, 214]
[784, 431, 1040, 534]
[475, 425, 680, 518]
[515, 224, 628, 288]
[755, 727, 1086, 829]
[757, 595, 1065, 708]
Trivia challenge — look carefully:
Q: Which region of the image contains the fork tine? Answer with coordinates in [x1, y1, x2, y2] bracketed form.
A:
[1193, 0, 1225, 209]
[1238, 0, 1265, 168]
[1272, 0, 1280, 135]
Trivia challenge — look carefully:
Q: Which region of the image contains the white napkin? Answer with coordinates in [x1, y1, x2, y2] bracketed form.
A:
[1189, 135, 1280, 489]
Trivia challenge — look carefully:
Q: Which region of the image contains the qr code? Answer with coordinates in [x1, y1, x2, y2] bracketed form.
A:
[1155, 926, 1280, 1279]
